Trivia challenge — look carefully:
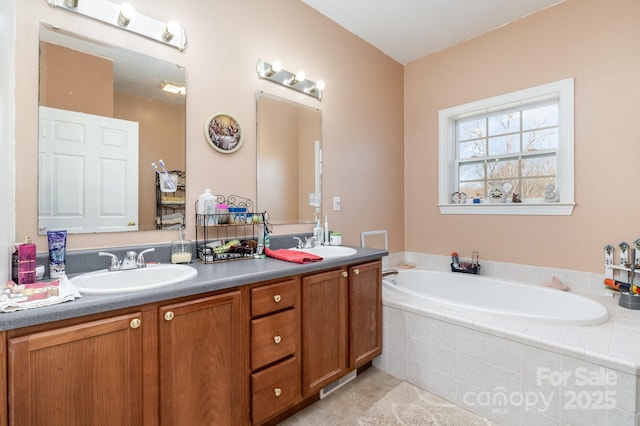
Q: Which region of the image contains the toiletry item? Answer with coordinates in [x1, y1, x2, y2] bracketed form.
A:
[451, 251, 460, 268]
[47, 230, 67, 278]
[18, 237, 36, 284]
[313, 221, 324, 243]
[330, 232, 342, 246]
[11, 243, 20, 282]
[197, 188, 217, 225]
[215, 203, 230, 224]
[171, 228, 192, 264]
[604, 278, 632, 293]
[35, 265, 45, 280]
[324, 216, 329, 245]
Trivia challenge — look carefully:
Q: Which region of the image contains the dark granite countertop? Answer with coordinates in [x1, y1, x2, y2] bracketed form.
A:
[0, 243, 387, 332]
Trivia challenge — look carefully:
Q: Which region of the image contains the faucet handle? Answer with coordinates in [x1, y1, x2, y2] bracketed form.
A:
[99, 252, 120, 271]
[293, 237, 303, 249]
[137, 248, 155, 268]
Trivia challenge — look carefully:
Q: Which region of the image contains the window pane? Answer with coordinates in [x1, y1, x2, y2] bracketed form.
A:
[488, 112, 520, 136]
[487, 158, 519, 180]
[458, 118, 486, 141]
[523, 128, 558, 151]
[520, 177, 555, 199]
[488, 135, 520, 156]
[459, 162, 484, 181]
[459, 139, 486, 159]
[459, 182, 484, 198]
[522, 155, 556, 177]
[523, 104, 558, 130]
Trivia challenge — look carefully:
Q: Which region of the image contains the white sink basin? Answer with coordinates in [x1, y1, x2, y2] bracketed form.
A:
[70, 264, 198, 295]
[290, 246, 357, 258]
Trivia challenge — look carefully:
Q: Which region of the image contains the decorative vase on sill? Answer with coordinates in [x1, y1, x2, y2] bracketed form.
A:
[488, 182, 513, 204]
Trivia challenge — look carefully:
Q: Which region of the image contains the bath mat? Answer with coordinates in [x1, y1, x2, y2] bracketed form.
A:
[356, 382, 493, 426]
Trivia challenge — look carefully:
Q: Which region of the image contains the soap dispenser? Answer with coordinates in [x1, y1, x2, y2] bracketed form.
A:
[313, 220, 324, 244]
[171, 227, 192, 264]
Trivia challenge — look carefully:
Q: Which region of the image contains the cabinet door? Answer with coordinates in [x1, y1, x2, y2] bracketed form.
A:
[8, 312, 144, 425]
[301, 269, 348, 396]
[349, 261, 383, 368]
[159, 291, 244, 426]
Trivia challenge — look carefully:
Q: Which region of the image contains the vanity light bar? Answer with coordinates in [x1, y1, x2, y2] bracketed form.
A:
[256, 59, 325, 101]
[46, 0, 187, 51]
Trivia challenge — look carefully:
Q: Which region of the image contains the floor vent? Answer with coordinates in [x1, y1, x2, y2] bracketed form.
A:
[319, 370, 357, 399]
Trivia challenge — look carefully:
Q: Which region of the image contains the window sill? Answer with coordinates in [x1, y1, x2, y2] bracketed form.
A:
[438, 203, 575, 216]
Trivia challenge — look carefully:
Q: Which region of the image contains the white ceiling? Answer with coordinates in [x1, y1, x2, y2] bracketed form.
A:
[302, 0, 565, 64]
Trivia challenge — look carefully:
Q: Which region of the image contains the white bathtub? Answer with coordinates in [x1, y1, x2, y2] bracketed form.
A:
[383, 269, 608, 326]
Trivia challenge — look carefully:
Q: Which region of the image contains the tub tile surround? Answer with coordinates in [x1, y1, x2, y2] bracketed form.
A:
[376, 252, 640, 425]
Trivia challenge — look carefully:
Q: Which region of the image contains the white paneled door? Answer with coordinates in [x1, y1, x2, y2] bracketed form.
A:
[38, 106, 139, 233]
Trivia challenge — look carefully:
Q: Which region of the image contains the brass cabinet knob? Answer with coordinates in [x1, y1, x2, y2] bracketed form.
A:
[130, 318, 141, 329]
[274, 294, 282, 303]
[274, 388, 282, 397]
[274, 335, 282, 344]
[164, 311, 175, 321]
[342, 271, 348, 278]
[353, 268, 360, 275]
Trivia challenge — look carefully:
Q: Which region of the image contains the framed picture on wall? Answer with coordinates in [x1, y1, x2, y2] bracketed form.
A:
[204, 113, 243, 153]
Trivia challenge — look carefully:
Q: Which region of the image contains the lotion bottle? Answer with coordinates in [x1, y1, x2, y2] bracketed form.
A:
[197, 188, 216, 225]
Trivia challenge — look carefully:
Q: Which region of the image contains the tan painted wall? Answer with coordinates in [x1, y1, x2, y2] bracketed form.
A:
[39, 42, 113, 117]
[404, 0, 640, 272]
[114, 92, 186, 231]
[15, 0, 404, 253]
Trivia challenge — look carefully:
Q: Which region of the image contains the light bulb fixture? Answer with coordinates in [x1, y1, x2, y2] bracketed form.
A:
[117, 3, 135, 27]
[47, 0, 188, 51]
[256, 59, 325, 100]
[162, 20, 181, 42]
[162, 80, 186, 95]
[287, 70, 306, 86]
[263, 60, 282, 77]
[308, 80, 325, 94]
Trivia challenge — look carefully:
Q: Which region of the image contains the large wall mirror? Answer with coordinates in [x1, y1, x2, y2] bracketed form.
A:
[38, 23, 186, 234]
[256, 92, 321, 225]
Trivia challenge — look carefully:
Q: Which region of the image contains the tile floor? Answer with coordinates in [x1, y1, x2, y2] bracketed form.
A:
[278, 367, 492, 425]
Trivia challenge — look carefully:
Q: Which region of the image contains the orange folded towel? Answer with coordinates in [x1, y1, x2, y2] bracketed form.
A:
[265, 247, 323, 264]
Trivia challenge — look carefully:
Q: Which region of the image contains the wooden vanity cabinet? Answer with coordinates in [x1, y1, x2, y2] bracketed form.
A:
[301, 268, 349, 396]
[8, 312, 146, 425]
[2, 256, 382, 426]
[249, 278, 301, 425]
[5, 289, 246, 426]
[301, 260, 382, 397]
[349, 261, 383, 368]
[159, 290, 244, 426]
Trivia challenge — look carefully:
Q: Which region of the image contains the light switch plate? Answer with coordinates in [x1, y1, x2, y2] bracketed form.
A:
[333, 196, 341, 211]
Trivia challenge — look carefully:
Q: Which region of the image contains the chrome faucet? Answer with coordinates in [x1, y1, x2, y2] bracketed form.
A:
[99, 248, 155, 271]
[99, 252, 121, 271]
[293, 236, 318, 249]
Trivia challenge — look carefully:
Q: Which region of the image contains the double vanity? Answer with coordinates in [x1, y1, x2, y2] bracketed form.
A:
[0, 243, 385, 425]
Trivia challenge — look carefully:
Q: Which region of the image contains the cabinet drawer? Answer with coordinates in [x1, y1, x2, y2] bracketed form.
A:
[251, 309, 296, 370]
[251, 279, 297, 317]
[252, 357, 299, 425]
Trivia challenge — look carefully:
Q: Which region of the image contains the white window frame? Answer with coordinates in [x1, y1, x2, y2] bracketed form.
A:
[438, 78, 575, 215]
